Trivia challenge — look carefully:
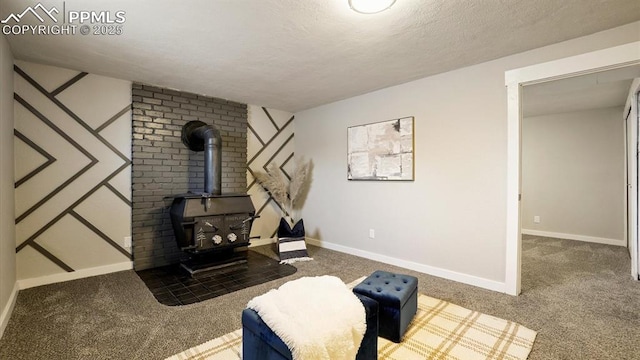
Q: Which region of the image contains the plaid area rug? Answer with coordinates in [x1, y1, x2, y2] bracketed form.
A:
[167, 330, 242, 360]
[378, 295, 536, 359]
[166, 294, 536, 360]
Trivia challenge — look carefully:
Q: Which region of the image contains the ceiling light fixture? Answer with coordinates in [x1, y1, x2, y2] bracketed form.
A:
[349, 0, 396, 14]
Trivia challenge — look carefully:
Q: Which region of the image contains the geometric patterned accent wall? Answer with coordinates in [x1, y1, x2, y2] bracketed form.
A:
[13, 61, 132, 281]
[247, 105, 295, 239]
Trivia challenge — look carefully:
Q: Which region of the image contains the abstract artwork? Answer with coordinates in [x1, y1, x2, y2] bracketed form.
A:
[347, 117, 414, 181]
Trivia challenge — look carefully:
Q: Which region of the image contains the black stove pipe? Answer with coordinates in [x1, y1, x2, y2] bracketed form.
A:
[181, 121, 222, 195]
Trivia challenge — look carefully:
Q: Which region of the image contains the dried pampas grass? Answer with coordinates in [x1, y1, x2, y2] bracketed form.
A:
[255, 162, 289, 209]
[254, 157, 311, 223]
[289, 157, 310, 209]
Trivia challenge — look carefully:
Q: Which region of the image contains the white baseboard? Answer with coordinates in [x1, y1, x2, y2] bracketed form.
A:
[17, 261, 133, 290]
[305, 238, 506, 294]
[522, 229, 625, 246]
[0, 282, 19, 339]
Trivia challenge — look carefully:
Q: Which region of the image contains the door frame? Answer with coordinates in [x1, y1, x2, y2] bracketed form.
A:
[626, 78, 640, 280]
[504, 41, 640, 295]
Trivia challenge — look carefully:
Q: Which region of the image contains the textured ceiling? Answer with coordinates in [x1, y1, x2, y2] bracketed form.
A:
[1, 0, 640, 112]
[523, 65, 640, 117]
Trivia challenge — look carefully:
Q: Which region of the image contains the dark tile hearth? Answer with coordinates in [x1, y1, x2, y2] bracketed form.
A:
[136, 250, 296, 306]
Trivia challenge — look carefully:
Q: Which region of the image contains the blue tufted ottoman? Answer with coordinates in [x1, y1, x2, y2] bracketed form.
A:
[353, 270, 418, 343]
[242, 292, 378, 360]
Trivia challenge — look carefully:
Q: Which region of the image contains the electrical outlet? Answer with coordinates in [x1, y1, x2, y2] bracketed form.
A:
[533, 216, 540, 224]
[123, 236, 132, 248]
[369, 229, 375, 239]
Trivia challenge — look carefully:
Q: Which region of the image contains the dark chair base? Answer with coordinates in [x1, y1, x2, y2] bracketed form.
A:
[242, 293, 378, 360]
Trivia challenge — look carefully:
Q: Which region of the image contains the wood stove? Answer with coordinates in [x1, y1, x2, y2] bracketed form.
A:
[169, 121, 258, 274]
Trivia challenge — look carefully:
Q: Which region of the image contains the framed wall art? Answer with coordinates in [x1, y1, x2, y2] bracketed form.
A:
[347, 116, 414, 181]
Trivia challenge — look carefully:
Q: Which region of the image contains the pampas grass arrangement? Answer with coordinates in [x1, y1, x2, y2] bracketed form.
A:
[255, 157, 311, 225]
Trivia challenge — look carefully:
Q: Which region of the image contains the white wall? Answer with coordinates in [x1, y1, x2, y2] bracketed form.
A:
[0, 34, 17, 338]
[522, 107, 625, 245]
[295, 21, 640, 291]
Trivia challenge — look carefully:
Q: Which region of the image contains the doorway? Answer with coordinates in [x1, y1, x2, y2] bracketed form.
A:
[626, 78, 640, 280]
[504, 41, 640, 295]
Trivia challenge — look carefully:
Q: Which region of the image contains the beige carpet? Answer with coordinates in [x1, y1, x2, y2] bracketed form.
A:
[167, 293, 536, 360]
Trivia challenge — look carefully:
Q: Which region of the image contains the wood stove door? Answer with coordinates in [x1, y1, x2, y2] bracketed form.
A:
[194, 216, 225, 250]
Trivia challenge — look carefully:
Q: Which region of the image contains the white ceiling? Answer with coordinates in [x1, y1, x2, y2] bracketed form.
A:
[1, 0, 640, 112]
[523, 65, 640, 117]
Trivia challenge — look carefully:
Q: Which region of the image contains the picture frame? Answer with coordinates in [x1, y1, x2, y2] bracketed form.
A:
[347, 116, 414, 181]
